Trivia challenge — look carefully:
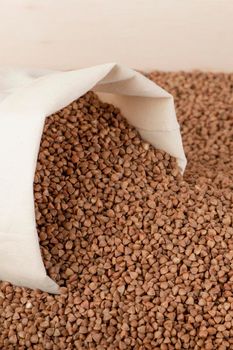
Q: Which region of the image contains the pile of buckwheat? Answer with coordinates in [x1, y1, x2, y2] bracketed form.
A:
[0, 72, 232, 350]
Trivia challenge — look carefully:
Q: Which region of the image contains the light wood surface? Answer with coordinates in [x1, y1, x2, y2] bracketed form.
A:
[0, 0, 232, 71]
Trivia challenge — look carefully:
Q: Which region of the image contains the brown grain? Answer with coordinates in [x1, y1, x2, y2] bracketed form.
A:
[0, 71, 232, 350]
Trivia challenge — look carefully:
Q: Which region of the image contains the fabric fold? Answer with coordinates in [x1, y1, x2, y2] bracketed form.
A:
[0, 63, 186, 293]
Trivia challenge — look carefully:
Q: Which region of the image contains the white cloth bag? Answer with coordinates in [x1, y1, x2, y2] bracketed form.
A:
[0, 63, 186, 293]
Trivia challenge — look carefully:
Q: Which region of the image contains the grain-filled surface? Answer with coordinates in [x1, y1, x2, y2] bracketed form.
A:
[0, 72, 232, 350]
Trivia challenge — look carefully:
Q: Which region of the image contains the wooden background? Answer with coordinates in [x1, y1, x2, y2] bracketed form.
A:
[0, 0, 232, 72]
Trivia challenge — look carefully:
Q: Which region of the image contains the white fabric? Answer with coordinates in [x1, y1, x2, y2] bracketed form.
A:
[0, 63, 186, 293]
